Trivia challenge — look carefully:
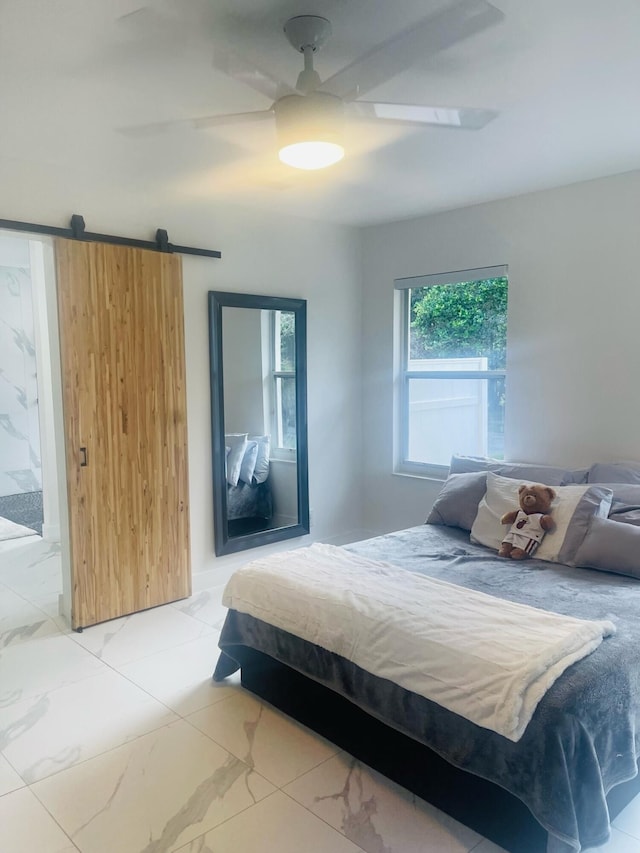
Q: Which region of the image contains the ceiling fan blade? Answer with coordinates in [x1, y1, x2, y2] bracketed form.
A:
[321, 0, 504, 101]
[193, 109, 275, 131]
[212, 46, 297, 101]
[117, 109, 274, 138]
[348, 101, 498, 130]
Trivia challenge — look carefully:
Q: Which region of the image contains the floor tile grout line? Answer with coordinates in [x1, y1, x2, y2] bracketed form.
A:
[179, 692, 344, 793]
[166, 786, 306, 851]
[63, 612, 220, 669]
[72, 621, 219, 667]
[17, 781, 80, 851]
[18, 716, 181, 790]
[97, 648, 235, 722]
[0, 656, 110, 715]
[278, 787, 371, 853]
[0, 747, 28, 796]
[279, 753, 485, 853]
[170, 785, 372, 853]
[0, 660, 181, 787]
[180, 695, 260, 767]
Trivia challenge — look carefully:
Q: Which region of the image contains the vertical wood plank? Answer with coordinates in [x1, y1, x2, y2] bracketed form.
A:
[55, 239, 191, 629]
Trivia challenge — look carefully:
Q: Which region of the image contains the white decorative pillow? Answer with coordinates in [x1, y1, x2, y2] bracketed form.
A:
[249, 434, 270, 484]
[239, 440, 259, 486]
[225, 433, 248, 487]
[470, 472, 613, 564]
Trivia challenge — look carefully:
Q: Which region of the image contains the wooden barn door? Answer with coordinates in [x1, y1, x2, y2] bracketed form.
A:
[55, 239, 191, 629]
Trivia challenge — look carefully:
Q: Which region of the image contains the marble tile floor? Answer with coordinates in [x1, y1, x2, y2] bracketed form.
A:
[1, 536, 639, 853]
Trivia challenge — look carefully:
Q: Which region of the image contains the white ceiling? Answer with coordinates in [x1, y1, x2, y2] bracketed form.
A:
[2, 0, 640, 226]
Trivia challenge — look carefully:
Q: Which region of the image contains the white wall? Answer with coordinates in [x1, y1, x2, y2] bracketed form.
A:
[361, 169, 640, 536]
[221, 307, 265, 436]
[0, 237, 42, 497]
[0, 174, 364, 585]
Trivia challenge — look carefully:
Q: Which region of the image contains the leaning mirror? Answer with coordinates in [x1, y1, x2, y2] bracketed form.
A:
[208, 291, 309, 556]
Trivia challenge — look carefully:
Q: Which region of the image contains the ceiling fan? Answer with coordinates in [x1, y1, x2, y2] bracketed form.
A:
[120, 0, 505, 171]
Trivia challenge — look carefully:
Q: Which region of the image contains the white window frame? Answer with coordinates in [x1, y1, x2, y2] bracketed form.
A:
[395, 265, 508, 479]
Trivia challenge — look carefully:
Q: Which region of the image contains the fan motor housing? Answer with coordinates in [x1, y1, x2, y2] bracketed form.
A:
[275, 92, 345, 148]
[283, 16, 332, 53]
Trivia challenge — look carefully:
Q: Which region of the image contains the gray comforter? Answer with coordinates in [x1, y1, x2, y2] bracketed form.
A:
[227, 480, 272, 521]
[214, 524, 640, 852]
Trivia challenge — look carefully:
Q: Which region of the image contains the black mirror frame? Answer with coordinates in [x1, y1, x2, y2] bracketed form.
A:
[208, 290, 310, 556]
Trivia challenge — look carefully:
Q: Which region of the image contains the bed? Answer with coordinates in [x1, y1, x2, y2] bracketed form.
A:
[213, 457, 640, 853]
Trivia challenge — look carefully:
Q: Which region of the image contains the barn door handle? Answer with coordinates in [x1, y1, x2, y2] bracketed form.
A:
[80, 447, 88, 467]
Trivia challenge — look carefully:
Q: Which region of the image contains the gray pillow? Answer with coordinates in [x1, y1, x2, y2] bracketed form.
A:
[588, 461, 640, 485]
[557, 486, 613, 565]
[574, 515, 640, 578]
[610, 507, 640, 526]
[583, 483, 640, 526]
[426, 472, 487, 531]
[449, 455, 586, 486]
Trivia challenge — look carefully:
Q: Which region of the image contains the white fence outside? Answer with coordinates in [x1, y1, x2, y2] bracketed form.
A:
[408, 357, 488, 467]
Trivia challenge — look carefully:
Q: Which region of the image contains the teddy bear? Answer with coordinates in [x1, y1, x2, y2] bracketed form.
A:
[498, 484, 556, 559]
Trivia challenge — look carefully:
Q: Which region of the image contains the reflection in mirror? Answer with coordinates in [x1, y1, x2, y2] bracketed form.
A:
[209, 292, 309, 556]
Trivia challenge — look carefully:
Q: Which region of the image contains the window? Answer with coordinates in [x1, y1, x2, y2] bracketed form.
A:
[270, 309, 297, 452]
[396, 266, 508, 476]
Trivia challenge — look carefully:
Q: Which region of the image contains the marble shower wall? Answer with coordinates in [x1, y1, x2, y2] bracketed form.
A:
[0, 238, 42, 497]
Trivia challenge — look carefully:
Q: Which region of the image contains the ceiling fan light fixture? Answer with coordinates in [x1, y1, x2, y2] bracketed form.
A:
[279, 140, 344, 170]
[275, 92, 345, 170]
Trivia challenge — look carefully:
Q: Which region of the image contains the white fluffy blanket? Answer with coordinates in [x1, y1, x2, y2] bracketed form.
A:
[223, 543, 616, 741]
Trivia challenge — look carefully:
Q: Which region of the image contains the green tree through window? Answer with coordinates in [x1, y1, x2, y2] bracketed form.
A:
[410, 278, 507, 369]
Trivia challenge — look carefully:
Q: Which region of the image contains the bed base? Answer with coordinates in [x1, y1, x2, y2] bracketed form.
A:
[237, 647, 640, 853]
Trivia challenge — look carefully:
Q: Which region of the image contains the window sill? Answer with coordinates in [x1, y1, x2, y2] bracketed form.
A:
[271, 453, 297, 464]
[393, 463, 448, 483]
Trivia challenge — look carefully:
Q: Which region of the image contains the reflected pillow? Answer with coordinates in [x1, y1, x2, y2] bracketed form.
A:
[239, 441, 259, 486]
[426, 472, 487, 531]
[449, 455, 587, 486]
[249, 434, 271, 484]
[574, 516, 640, 578]
[470, 472, 613, 564]
[225, 433, 248, 487]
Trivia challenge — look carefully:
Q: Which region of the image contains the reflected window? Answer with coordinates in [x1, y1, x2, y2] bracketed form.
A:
[271, 310, 296, 452]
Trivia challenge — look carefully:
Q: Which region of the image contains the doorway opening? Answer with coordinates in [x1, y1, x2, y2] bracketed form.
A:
[0, 233, 59, 544]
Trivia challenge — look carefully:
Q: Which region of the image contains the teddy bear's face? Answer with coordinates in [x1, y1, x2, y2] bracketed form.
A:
[518, 484, 556, 515]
